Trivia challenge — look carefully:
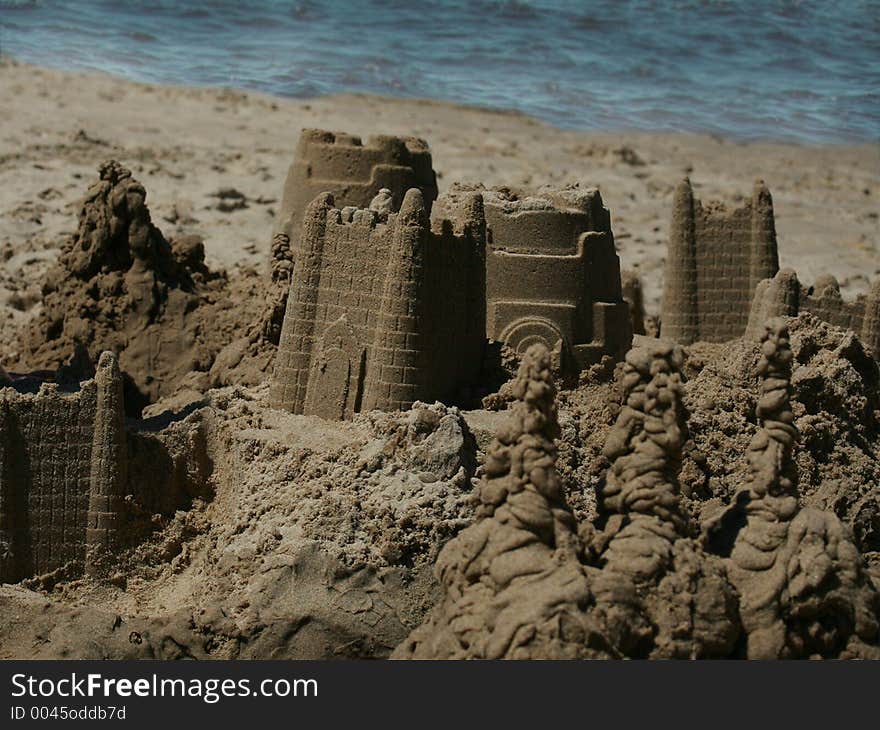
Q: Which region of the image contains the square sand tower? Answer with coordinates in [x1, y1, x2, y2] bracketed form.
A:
[436, 184, 632, 370]
[275, 129, 439, 251]
[0, 353, 127, 582]
[661, 178, 778, 344]
[747, 269, 880, 359]
[270, 188, 486, 419]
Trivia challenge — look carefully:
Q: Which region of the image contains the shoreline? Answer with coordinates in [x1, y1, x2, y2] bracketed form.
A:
[1, 56, 877, 347]
[5, 54, 878, 150]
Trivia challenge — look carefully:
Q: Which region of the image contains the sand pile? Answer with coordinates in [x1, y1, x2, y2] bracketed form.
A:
[1, 387, 481, 659]
[584, 343, 739, 658]
[15, 161, 250, 412]
[398, 330, 879, 659]
[397, 343, 740, 659]
[685, 314, 880, 567]
[565, 314, 880, 565]
[0, 312, 877, 659]
[704, 321, 878, 658]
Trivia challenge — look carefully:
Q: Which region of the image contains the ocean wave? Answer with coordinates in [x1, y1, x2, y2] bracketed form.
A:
[0, 0, 877, 143]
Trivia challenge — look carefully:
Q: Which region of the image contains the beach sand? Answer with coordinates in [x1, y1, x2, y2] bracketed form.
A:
[1, 55, 877, 356]
[1, 57, 879, 660]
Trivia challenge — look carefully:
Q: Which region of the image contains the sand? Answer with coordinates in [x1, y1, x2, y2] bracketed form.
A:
[1, 55, 877, 350]
[0, 56, 878, 660]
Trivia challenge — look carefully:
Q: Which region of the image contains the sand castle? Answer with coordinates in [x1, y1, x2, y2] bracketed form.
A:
[662, 178, 779, 344]
[393, 344, 595, 659]
[747, 270, 880, 357]
[275, 129, 439, 250]
[706, 320, 879, 658]
[440, 184, 632, 370]
[3, 123, 879, 660]
[0, 352, 127, 582]
[270, 188, 486, 418]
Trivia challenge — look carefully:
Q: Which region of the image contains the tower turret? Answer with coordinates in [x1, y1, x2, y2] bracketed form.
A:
[362, 189, 428, 412]
[270, 193, 333, 412]
[461, 192, 487, 372]
[749, 179, 779, 292]
[661, 179, 699, 344]
[85, 351, 128, 575]
[745, 268, 800, 340]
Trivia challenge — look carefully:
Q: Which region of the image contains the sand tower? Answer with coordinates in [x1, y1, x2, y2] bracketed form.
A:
[437, 184, 632, 370]
[270, 188, 486, 419]
[0, 352, 128, 582]
[85, 352, 129, 574]
[862, 280, 880, 358]
[275, 128, 439, 254]
[746, 270, 880, 359]
[661, 179, 778, 344]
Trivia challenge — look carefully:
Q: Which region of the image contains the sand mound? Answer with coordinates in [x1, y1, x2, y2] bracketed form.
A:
[397, 331, 878, 659]
[1, 304, 877, 659]
[16, 161, 250, 412]
[584, 343, 740, 658]
[704, 321, 878, 658]
[394, 345, 597, 660]
[0, 385, 481, 660]
[564, 313, 880, 562]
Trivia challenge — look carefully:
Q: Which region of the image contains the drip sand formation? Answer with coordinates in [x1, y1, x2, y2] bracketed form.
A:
[0, 127, 878, 660]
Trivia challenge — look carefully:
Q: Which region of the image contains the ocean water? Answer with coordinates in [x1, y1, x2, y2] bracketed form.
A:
[1, 0, 877, 144]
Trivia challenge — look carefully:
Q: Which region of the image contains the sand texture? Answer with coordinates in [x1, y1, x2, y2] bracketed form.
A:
[0, 57, 878, 660]
[1, 56, 877, 336]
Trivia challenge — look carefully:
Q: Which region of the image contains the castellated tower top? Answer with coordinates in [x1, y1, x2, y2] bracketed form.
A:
[745, 268, 880, 360]
[437, 183, 631, 371]
[275, 128, 439, 251]
[661, 178, 778, 345]
[270, 187, 486, 419]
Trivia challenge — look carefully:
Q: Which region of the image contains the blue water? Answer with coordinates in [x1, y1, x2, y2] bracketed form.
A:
[1, 0, 878, 144]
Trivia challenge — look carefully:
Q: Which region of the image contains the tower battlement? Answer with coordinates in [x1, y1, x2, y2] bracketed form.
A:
[270, 188, 486, 419]
[440, 183, 632, 370]
[661, 178, 778, 344]
[747, 270, 880, 358]
[0, 352, 127, 582]
[276, 128, 439, 248]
